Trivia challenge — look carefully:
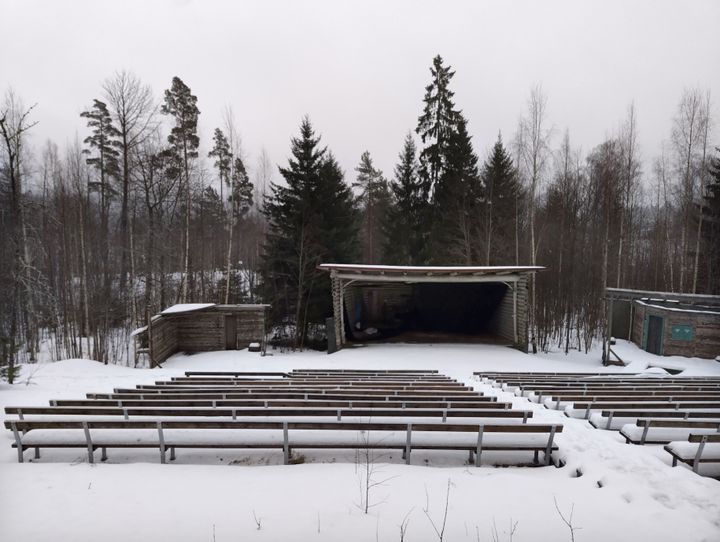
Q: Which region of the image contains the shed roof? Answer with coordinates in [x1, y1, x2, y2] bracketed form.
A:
[161, 303, 216, 315]
[318, 263, 543, 283]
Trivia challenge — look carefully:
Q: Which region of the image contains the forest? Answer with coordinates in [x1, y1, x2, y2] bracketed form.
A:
[1, 55, 719, 378]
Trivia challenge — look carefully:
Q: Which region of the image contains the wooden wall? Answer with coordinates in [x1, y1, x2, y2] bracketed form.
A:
[488, 277, 528, 352]
[147, 305, 269, 367]
[632, 301, 720, 359]
[176, 313, 224, 352]
[148, 317, 178, 366]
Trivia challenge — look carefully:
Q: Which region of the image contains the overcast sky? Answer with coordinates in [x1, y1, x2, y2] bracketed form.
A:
[1, 0, 719, 187]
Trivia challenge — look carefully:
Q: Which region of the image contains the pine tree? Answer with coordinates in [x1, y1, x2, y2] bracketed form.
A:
[353, 151, 391, 263]
[160, 76, 200, 302]
[80, 99, 120, 311]
[385, 133, 426, 264]
[262, 117, 358, 347]
[208, 128, 231, 201]
[480, 133, 521, 264]
[416, 55, 461, 199]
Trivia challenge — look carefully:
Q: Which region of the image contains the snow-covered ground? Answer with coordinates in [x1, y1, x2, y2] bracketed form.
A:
[1, 340, 719, 541]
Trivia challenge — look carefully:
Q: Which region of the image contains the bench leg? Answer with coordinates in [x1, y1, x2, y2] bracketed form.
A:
[283, 422, 289, 465]
[533, 450, 539, 465]
[11, 422, 24, 463]
[34, 447, 40, 460]
[170, 447, 176, 461]
[101, 447, 107, 462]
[82, 422, 94, 464]
[468, 450, 474, 465]
[672, 457, 677, 467]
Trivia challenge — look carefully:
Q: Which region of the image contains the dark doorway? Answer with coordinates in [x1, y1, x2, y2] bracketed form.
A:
[346, 282, 508, 342]
[647, 315, 663, 355]
[225, 315, 237, 350]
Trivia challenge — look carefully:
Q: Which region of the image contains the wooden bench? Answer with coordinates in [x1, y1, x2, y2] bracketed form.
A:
[51, 398, 502, 409]
[4, 405, 534, 423]
[566, 402, 720, 419]
[588, 410, 720, 430]
[620, 419, 720, 445]
[664, 434, 720, 474]
[4, 419, 562, 466]
[88, 391, 488, 401]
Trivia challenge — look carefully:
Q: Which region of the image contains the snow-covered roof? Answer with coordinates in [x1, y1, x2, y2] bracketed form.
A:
[318, 263, 543, 283]
[161, 303, 216, 315]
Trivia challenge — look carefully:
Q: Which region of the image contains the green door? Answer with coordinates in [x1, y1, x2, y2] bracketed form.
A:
[646, 315, 663, 355]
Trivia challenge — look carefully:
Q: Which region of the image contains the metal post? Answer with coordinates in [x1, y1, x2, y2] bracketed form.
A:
[605, 412, 614, 430]
[157, 421, 166, 464]
[405, 424, 412, 465]
[170, 447, 176, 461]
[34, 447, 40, 459]
[82, 422, 94, 464]
[11, 422, 24, 463]
[693, 436, 707, 474]
[476, 425, 485, 468]
[283, 421, 290, 465]
[545, 426, 557, 466]
[639, 423, 651, 445]
[101, 447, 107, 461]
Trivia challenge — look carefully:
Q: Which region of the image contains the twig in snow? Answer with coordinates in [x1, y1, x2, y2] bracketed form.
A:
[423, 479, 452, 542]
[398, 508, 414, 541]
[553, 496, 581, 542]
[252, 510, 262, 530]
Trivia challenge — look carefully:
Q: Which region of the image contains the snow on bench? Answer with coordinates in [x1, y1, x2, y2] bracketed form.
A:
[664, 434, 720, 476]
[5, 419, 563, 467]
[620, 419, 720, 445]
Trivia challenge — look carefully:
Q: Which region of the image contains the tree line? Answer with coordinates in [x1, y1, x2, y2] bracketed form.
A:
[1, 56, 718, 377]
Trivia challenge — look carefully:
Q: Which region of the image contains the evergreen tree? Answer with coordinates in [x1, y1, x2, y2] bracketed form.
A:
[385, 133, 426, 264]
[208, 128, 231, 201]
[353, 151, 391, 263]
[704, 147, 720, 293]
[416, 55, 461, 199]
[261, 117, 358, 347]
[80, 99, 120, 304]
[81, 99, 120, 211]
[160, 76, 200, 302]
[431, 115, 482, 263]
[480, 133, 521, 264]
[229, 156, 254, 219]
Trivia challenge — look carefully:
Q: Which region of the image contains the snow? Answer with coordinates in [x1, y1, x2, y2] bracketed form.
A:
[160, 303, 216, 315]
[1, 340, 719, 541]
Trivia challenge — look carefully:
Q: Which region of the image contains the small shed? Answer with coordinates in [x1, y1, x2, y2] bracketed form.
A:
[133, 303, 270, 367]
[318, 264, 543, 353]
[606, 288, 720, 360]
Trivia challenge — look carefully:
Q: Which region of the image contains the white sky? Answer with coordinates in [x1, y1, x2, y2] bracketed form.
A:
[1, 0, 718, 187]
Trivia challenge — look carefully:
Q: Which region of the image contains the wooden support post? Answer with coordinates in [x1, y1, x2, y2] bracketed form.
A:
[533, 450, 539, 464]
[693, 436, 707, 474]
[405, 424, 412, 465]
[283, 422, 290, 465]
[157, 421, 166, 464]
[11, 422, 23, 463]
[82, 422, 94, 464]
[545, 426, 557, 466]
[101, 447, 107, 461]
[34, 447, 40, 460]
[170, 447, 176, 461]
[476, 425, 485, 468]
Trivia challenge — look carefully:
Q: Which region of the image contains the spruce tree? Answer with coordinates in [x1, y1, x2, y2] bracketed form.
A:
[385, 133, 426, 264]
[480, 133, 521, 264]
[704, 147, 720, 293]
[353, 151, 391, 263]
[416, 55, 461, 199]
[262, 117, 358, 347]
[431, 115, 482, 263]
